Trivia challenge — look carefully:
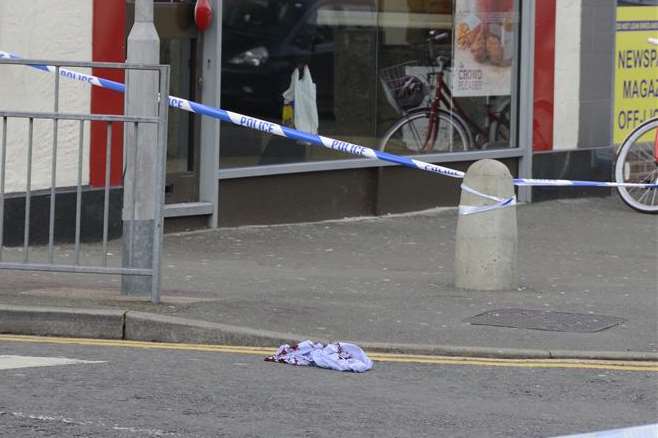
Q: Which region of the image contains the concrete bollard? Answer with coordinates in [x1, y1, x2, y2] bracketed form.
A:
[454, 159, 518, 290]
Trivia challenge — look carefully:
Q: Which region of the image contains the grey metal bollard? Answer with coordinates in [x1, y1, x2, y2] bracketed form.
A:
[122, 0, 160, 297]
[454, 159, 518, 290]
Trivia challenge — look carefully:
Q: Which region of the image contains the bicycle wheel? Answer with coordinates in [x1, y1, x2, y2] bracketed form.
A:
[378, 109, 470, 154]
[614, 118, 658, 214]
[488, 98, 511, 148]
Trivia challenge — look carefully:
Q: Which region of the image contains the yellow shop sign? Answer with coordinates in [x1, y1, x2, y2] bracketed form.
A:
[614, 6, 658, 145]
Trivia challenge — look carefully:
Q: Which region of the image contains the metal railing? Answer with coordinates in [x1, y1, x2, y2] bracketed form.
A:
[0, 58, 169, 303]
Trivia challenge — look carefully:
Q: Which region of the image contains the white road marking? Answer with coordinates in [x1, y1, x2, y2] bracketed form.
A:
[0, 355, 105, 370]
[0, 411, 173, 436]
[555, 423, 658, 438]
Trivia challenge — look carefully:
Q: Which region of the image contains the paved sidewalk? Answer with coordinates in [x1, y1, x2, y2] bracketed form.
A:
[1, 196, 656, 357]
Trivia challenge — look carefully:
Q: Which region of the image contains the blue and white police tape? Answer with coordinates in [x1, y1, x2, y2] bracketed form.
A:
[2, 50, 657, 199]
[0, 51, 469, 182]
[459, 184, 516, 216]
[0, 52, 125, 94]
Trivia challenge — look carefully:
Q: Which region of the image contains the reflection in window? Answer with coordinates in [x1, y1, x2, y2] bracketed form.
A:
[220, 0, 379, 167]
[377, 0, 517, 155]
[219, 0, 519, 169]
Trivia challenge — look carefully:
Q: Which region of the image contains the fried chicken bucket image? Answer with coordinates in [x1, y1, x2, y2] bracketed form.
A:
[455, 17, 513, 67]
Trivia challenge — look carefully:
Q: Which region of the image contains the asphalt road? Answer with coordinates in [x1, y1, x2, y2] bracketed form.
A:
[1, 337, 656, 438]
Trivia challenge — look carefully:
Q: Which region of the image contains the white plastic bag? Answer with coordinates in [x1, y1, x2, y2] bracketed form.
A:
[294, 66, 319, 134]
[282, 66, 319, 134]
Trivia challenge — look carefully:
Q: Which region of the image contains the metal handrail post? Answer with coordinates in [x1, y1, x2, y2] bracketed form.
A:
[151, 65, 170, 304]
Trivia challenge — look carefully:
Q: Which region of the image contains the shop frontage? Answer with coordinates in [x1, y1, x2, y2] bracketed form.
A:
[212, 0, 533, 226]
[87, 0, 540, 228]
[0, 0, 545, 231]
[4, 0, 646, 231]
[82, 0, 536, 228]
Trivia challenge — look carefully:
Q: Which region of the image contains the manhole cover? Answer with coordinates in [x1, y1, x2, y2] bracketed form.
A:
[465, 309, 626, 333]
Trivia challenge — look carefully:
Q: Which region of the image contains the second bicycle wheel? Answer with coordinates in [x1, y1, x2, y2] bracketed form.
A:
[488, 98, 511, 148]
[614, 118, 658, 214]
[378, 109, 470, 154]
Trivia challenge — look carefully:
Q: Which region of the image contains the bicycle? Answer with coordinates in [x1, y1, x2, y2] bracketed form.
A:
[613, 38, 658, 214]
[378, 31, 511, 154]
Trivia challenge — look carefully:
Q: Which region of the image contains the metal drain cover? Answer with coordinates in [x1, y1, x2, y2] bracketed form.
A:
[465, 309, 626, 333]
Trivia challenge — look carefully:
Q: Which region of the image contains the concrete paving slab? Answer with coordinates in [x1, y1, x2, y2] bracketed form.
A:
[0, 197, 656, 357]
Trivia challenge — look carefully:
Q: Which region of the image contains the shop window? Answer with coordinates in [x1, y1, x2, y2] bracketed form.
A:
[377, 0, 518, 156]
[219, 0, 520, 169]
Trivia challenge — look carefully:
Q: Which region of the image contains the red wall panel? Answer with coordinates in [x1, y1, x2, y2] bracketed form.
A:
[91, 0, 126, 187]
[533, 0, 556, 152]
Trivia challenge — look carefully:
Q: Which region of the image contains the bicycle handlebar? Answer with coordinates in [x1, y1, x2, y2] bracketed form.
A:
[427, 31, 449, 43]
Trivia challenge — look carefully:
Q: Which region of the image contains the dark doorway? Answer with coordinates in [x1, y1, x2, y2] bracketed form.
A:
[126, 0, 201, 204]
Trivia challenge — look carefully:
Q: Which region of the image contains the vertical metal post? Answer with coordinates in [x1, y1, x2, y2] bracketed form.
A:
[48, 68, 61, 263]
[23, 119, 34, 262]
[517, 0, 536, 203]
[151, 65, 170, 304]
[122, 0, 161, 295]
[130, 122, 139, 269]
[200, 0, 222, 228]
[103, 123, 113, 266]
[510, 0, 521, 152]
[74, 120, 84, 265]
[0, 117, 6, 261]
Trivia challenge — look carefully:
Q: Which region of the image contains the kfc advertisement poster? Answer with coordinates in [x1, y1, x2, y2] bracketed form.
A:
[452, 0, 516, 97]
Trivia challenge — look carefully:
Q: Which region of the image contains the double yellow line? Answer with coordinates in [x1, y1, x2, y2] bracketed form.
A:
[2, 335, 657, 372]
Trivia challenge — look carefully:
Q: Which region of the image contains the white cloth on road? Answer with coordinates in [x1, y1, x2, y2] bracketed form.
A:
[265, 340, 373, 372]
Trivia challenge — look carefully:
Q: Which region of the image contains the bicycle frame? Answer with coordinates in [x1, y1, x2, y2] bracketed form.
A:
[653, 116, 658, 165]
[641, 38, 657, 166]
[423, 69, 471, 150]
[654, 123, 658, 165]
[427, 68, 508, 149]
[405, 31, 511, 151]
